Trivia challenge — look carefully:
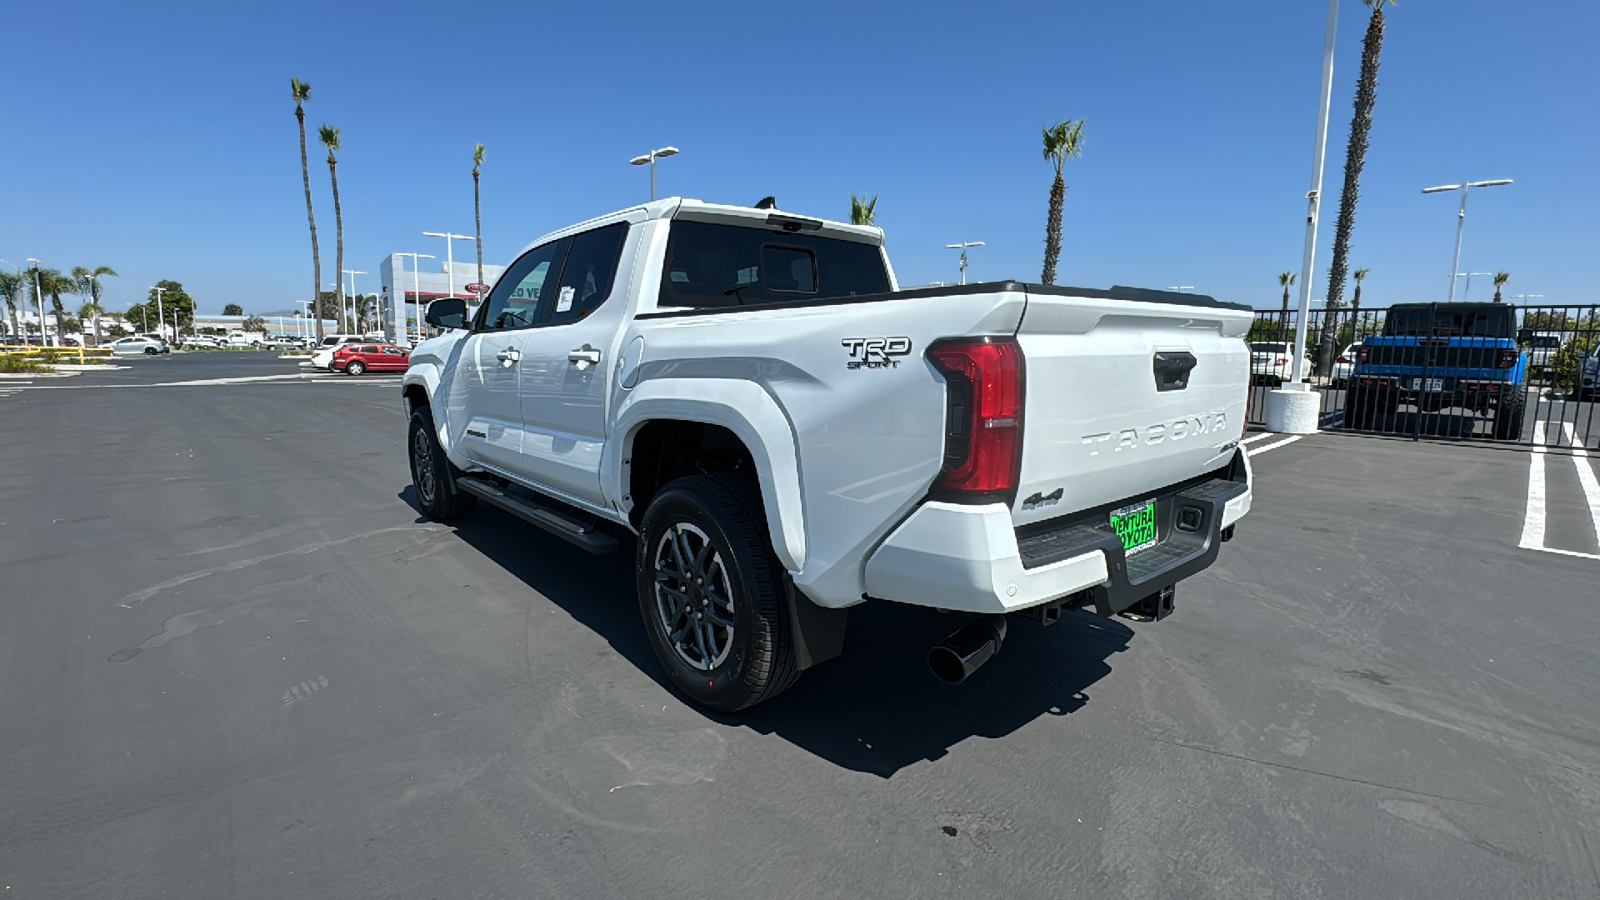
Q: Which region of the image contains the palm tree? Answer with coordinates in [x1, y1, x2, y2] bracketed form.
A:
[473, 143, 486, 291]
[1320, 0, 1395, 373]
[34, 268, 76, 344]
[71, 265, 117, 344]
[0, 270, 22, 338]
[849, 193, 878, 226]
[1278, 271, 1297, 333]
[319, 124, 345, 334]
[1493, 271, 1509, 303]
[292, 78, 324, 343]
[1040, 119, 1085, 285]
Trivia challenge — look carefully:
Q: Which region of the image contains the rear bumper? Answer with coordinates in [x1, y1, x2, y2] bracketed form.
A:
[863, 457, 1251, 615]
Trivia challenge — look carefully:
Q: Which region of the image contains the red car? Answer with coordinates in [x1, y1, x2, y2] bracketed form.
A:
[331, 342, 410, 375]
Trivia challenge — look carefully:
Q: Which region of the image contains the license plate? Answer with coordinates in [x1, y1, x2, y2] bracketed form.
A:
[1110, 500, 1158, 558]
[1409, 377, 1444, 391]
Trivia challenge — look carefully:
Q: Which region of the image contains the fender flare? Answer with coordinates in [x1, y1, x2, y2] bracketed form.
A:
[609, 379, 806, 572]
[401, 366, 455, 457]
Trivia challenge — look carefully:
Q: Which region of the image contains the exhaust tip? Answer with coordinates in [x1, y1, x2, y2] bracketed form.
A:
[927, 617, 1007, 685]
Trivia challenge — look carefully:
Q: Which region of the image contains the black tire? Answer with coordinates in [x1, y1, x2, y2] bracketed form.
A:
[1493, 387, 1527, 440]
[636, 473, 799, 712]
[143, 347, 157, 355]
[408, 408, 476, 520]
[346, 360, 366, 376]
[1345, 387, 1376, 430]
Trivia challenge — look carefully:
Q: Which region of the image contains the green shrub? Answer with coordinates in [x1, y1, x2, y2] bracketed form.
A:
[0, 354, 50, 373]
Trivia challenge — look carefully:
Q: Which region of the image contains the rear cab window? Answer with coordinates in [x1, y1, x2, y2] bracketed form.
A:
[1384, 306, 1514, 338]
[658, 220, 890, 310]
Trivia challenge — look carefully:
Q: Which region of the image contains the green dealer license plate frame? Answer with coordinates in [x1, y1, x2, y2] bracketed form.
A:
[1110, 500, 1158, 558]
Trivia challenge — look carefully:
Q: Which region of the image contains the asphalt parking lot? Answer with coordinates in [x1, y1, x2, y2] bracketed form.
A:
[3, 354, 1598, 898]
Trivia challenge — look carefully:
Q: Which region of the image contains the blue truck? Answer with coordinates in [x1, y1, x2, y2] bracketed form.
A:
[1347, 302, 1527, 438]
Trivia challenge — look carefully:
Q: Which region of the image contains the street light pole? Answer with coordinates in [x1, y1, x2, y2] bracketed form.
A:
[396, 252, 435, 345]
[1451, 272, 1493, 301]
[26, 259, 49, 346]
[1288, 0, 1339, 388]
[422, 232, 475, 311]
[628, 146, 680, 201]
[1422, 179, 1513, 302]
[945, 242, 985, 285]
[343, 270, 367, 334]
[150, 285, 168, 344]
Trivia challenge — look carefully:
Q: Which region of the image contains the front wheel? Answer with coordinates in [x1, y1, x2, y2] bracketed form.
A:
[143, 347, 157, 355]
[346, 360, 366, 376]
[637, 473, 800, 712]
[408, 409, 476, 520]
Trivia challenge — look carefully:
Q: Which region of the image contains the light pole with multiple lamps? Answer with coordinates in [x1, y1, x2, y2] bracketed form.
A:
[150, 285, 170, 343]
[629, 147, 679, 201]
[1422, 179, 1512, 303]
[395, 252, 435, 344]
[946, 242, 985, 285]
[1451, 272, 1493, 301]
[343, 269, 367, 334]
[422, 232, 474, 312]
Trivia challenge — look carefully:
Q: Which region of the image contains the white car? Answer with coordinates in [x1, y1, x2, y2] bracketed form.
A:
[1331, 342, 1361, 388]
[402, 196, 1254, 710]
[110, 336, 169, 355]
[1249, 341, 1313, 387]
[310, 334, 366, 369]
[1580, 349, 1599, 401]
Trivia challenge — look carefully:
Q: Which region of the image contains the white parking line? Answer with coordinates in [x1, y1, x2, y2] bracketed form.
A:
[1246, 435, 1303, 456]
[1519, 420, 1600, 561]
[1562, 421, 1600, 543]
[1241, 433, 1276, 445]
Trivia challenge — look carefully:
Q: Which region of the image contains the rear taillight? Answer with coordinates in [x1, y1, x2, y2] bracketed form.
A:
[1335, 355, 1349, 364]
[1357, 346, 1371, 364]
[1496, 348, 1518, 368]
[1275, 357, 1288, 366]
[928, 338, 1023, 502]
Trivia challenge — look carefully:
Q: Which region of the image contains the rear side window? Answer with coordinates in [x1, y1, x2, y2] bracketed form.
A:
[659, 221, 890, 310]
[545, 223, 628, 327]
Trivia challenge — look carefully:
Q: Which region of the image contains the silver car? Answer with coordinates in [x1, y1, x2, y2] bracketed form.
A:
[110, 336, 170, 355]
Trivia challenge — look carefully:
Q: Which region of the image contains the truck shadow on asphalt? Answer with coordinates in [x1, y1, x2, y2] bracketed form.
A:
[427, 496, 1135, 778]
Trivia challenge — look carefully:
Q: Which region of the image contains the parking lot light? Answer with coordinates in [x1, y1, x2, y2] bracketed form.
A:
[629, 146, 679, 201]
[945, 242, 985, 285]
[1423, 178, 1513, 302]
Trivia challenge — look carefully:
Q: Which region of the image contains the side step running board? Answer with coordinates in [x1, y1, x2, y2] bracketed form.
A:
[454, 476, 619, 554]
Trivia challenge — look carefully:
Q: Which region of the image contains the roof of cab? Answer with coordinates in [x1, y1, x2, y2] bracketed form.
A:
[516, 196, 883, 257]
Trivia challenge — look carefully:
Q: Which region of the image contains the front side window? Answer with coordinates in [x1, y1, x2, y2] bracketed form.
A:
[479, 239, 568, 331]
[546, 224, 628, 327]
[658, 221, 890, 310]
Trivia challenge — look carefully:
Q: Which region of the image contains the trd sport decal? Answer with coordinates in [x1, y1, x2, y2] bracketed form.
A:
[842, 337, 912, 370]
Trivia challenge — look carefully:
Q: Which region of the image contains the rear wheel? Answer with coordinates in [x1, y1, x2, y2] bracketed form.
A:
[637, 473, 799, 712]
[1493, 387, 1527, 440]
[346, 360, 366, 376]
[1346, 386, 1376, 430]
[408, 409, 476, 520]
[143, 347, 157, 355]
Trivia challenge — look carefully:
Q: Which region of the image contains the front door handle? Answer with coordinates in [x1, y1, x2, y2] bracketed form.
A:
[569, 345, 602, 369]
[495, 347, 521, 365]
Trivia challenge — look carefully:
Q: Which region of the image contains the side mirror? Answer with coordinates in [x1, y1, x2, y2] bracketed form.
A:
[425, 298, 468, 330]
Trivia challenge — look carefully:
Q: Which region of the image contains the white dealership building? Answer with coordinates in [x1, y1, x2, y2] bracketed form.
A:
[379, 254, 506, 341]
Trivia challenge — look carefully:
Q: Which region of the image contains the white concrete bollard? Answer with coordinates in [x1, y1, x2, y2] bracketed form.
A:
[1264, 386, 1320, 435]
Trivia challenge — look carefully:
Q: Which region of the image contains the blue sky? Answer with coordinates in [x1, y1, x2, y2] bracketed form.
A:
[2, 0, 1595, 315]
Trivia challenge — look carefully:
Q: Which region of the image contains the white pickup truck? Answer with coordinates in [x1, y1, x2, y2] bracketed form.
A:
[402, 198, 1254, 710]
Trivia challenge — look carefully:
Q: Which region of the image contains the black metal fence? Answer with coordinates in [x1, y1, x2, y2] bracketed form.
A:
[1245, 303, 1600, 448]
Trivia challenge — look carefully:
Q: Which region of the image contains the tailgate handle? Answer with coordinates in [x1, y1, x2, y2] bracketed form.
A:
[1153, 351, 1197, 392]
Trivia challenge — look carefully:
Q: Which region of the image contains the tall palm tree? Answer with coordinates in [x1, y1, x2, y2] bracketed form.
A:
[292, 78, 324, 343]
[0, 271, 22, 338]
[1319, 0, 1395, 373]
[1493, 271, 1509, 303]
[849, 193, 878, 226]
[1040, 119, 1085, 285]
[35, 268, 76, 344]
[320, 124, 345, 334]
[473, 143, 485, 292]
[71, 265, 117, 344]
[1278, 271, 1297, 334]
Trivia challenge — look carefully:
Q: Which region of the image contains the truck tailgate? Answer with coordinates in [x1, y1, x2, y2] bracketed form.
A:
[1012, 288, 1253, 527]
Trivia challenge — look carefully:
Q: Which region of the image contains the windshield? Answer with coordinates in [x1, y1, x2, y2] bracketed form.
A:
[1250, 343, 1288, 353]
[1526, 336, 1562, 348]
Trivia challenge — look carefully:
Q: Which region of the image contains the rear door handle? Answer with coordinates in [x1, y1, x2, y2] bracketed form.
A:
[569, 345, 601, 368]
[495, 347, 521, 364]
